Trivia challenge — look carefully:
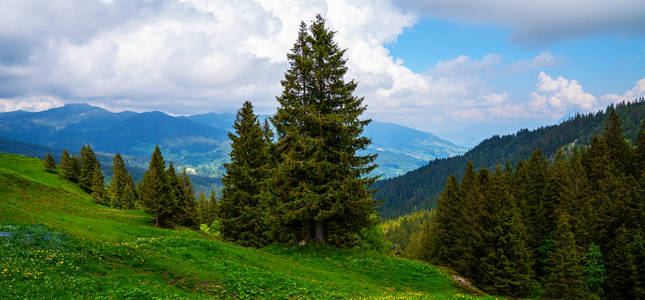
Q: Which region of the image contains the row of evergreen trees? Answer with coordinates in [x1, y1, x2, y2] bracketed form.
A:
[138, 146, 217, 228]
[217, 16, 377, 247]
[43, 145, 217, 228]
[423, 108, 645, 298]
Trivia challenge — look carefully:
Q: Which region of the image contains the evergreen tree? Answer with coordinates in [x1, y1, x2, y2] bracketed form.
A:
[544, 212, 587, 299]
[79, 145, 99, 192]
[90, 164, 107, 205]
[525, 150, 548, 233]
[605, 226, 638, 299]
[272, 15, 377, 246]
[453, 162, 483, 280]
[60, 150, 73, 181]
[196, 192, 208, 226]
[584, 243, 606, 298]
[108, 153, 137, 209]
[207, 190, 218, 225]
[524, 149, 549, 277]
[166, 162, 183, 224]
[43, 152, 56, 172]
[426, 175, 460, 266]
[140, 145, 173, 227]
[477, 167, 532, 297]
[601, 107, 631, 175]
[178, 169, 197, 228]
[634, 121, 645, 179]
[631, 232, 645, 299]
[220, 101, 271, 246]
[70, 155, 81, 183]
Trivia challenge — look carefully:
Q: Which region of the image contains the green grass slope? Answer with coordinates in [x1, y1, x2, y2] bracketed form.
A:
[0, 153, 490, 299]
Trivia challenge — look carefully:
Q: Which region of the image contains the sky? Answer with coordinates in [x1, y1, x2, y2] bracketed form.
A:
[1, 0, 644, 146]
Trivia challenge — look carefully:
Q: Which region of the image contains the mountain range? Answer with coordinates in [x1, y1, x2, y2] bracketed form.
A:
[0, 103, 466, 189]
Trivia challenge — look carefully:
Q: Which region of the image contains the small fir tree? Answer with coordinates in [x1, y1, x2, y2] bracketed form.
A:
[60, 150, 73, 180]
[43, 152, 56, 172]
[178, 169, 197, 228]
[70, 155, 81, 183]
[140, 145, 173, 227]
[196, 192, 208, 226]
[90, 164, 107, 205]
[108, 153, 137, 209]
[166, 163, 183, 224]
[79, 145, 99, 192]
[207, 190, 218, 225]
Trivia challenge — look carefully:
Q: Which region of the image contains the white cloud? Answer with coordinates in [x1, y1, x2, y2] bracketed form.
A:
[528, 71, 598, 117]
[396, 0, 645, 44]
[600, 78, 645, 104]
[0, 0, 639, 142]
[0, 95, 63, 112]
[430, 54, 502, 77]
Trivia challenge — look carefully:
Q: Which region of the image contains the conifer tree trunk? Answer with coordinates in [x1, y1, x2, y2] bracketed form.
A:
[314, 220, 326, 243]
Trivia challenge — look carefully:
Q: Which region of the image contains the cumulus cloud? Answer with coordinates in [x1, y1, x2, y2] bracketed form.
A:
[0, 95, 63, 112]
[445, 72, 645, 123]
[395, 0, 645, 45]
[0, 0, 419, 115]
[0, 0, 640, 141]
[528, 71, 598, 117]
[600, 78, 645, 103]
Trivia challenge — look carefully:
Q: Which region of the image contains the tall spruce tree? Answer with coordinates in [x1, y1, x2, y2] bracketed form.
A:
[79, 145, 99, 192]
[219, 101, 272, 246]
[454, 162, 483, 280]
[140, 145, 173, 227]
[426, 175, 460, 266]
[272, 15, 377, 246]
[524, 149, 549, 277]
[90, 164, 107, 205]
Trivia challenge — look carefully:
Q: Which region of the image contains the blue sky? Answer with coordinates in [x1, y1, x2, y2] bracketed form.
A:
[383, 15, 645, 144]
[0, 0, 644, 146]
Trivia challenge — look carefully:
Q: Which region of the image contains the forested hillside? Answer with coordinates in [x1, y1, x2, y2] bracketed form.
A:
[375, 98, 645, 218]
[413, 108, 645, 298]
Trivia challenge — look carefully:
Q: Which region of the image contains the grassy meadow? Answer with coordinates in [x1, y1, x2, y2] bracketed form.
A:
[0, 153, 492, 299]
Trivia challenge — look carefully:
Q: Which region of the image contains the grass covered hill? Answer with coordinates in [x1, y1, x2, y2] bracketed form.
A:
[375, 98, 645, 219]
[0, 153, 488, 299]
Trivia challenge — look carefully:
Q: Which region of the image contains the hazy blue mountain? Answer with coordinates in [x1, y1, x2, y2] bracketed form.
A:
[364, 121, 466, 177]
[0, 103, 465, 179]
